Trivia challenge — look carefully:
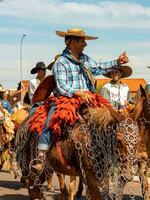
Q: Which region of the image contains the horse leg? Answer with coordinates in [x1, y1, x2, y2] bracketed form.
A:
[112, 165, 128, 200]
[76, 177, 83, 199]
[0, 151, 3, 169]
[86, 175, 102, 200]
[82, 169, 102, 200]
[69, 176, 76, 200]
[115, 175, 128, 200]
[46, 172, 54, 192]
[138, 159, 149, 200]
[57, 173, 68, 200]
[28, 187, 44, 200]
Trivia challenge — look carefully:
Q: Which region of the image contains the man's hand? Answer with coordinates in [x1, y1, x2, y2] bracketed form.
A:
[74, 90, 93, 104]
[118, 51, 129, 65]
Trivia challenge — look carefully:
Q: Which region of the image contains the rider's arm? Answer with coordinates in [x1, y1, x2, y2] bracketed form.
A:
[87, 52, 128, 76]
[84, 55, 118, 76]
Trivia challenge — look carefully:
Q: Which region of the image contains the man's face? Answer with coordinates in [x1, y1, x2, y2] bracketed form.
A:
[37, 68, 46, 78]
[72, 37, 87, 54]
[110, 69, 122, 81]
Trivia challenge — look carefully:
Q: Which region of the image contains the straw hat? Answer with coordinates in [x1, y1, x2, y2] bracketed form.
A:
[56, 28, 98, 40]
[47, 54, 61, 70]
[31, 62, 47, 74]
[103, 65, 132, 78]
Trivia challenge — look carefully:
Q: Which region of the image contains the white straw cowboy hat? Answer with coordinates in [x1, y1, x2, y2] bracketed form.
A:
[56, 28, 98, 40]
[103, 65, 132, 78]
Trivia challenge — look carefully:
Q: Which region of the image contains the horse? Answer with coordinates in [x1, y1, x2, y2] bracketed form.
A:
[14, 97, 142, 200]
[0, 105, 15, 170]
[68, 86, 150, 200]
[10, 105, 79, 197]
[133, 85, 150, 200]
[115, 85, 150, 200]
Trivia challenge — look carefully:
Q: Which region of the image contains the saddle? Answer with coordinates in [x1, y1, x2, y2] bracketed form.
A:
[33, 75, 55, 103]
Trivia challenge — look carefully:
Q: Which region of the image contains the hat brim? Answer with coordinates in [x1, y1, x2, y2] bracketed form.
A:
[56, 31, 98, 40]
[31, 67, 38, 74]
[31, 67, 47, 74]
[103, 66, 132, 78]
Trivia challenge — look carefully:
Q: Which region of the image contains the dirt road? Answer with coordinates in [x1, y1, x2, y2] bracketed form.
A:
[0, 170, 149, 200]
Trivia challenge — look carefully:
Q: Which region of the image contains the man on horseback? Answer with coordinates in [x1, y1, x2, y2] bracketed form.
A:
[29, 62, 47, 104]
[32, 28, 129, 171]
[27, 61, 51, 114]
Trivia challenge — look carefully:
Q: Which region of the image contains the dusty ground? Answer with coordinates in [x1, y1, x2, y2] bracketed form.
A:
[0, 170, 149, 200]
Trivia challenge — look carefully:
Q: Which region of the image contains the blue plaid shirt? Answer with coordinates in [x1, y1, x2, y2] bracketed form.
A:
[53, 48, 118, 97]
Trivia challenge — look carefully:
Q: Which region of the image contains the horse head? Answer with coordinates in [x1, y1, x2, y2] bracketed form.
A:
[135, 85, 150, 162]
[108, 106, 140, 163]
[140, 85, 150, 122]
[80, 105, 139, 176]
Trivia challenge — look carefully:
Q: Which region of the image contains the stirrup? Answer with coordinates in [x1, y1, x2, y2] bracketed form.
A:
[30, 158, 45, 174]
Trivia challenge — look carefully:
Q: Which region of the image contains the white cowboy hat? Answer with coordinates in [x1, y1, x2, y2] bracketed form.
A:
[103, 65, 132, 78]
[56, 28, 98, 40]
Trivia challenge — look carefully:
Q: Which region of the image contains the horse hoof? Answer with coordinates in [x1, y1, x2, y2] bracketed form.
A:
[47, 185, 55, 192]
[76, 191, 82, 199]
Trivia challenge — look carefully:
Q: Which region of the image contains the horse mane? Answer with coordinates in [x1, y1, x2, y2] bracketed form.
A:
[82, 106, 114, 131]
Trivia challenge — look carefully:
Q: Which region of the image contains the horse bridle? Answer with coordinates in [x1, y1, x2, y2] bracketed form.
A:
[139, 98, 150, 126]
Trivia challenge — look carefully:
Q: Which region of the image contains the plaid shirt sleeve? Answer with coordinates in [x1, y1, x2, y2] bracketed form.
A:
[53, 61, 75, 97]
[85, 56, 118, 76]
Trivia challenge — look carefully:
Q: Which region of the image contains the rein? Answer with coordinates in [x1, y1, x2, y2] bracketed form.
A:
[139, 98, 150, 126]
[139, 116, 150, 126]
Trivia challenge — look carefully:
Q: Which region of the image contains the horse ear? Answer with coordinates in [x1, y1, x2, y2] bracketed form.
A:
[130, 97, 144, 121]
[107, 105, 125, 122]
[140, 84, 147, 98]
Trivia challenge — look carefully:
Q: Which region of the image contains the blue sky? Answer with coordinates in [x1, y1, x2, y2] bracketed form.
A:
[0, 0, 150, 88]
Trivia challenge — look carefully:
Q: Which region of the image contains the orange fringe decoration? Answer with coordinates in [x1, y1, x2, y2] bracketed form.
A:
[28, 102, 50, 134]
[29, 92, 110, 135]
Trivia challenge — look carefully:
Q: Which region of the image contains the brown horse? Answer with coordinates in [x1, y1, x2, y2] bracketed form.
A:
[15, 103, 141, 200]
[115, 85, 150, 200]
[134, 86, 150, 200]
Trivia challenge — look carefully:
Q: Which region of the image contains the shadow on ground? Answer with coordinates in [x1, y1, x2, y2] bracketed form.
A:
[0, 194, 29, 200]
[0, 193, 144, 200]
[123, 194, 144, 200]
[45, 192, 86, 200]
[45, 194, 144, 200]
[0, 180, 24, 190]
